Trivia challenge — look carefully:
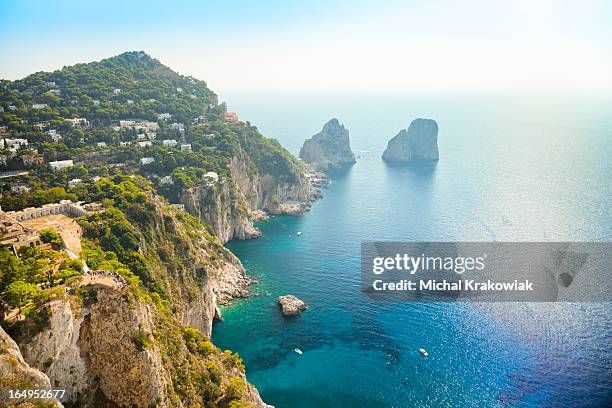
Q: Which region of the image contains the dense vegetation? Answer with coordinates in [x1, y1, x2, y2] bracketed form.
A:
[0, 51, 300, 406]
[0, 51, 304, 209]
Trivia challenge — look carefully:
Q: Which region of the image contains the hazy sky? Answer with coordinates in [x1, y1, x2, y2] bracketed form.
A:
[1, 0, 611, 95]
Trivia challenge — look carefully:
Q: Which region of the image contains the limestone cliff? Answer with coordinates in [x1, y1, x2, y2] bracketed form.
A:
[382, 118, 439, 162]
[299, 118, 356, 171]
[0, 325, 63, 407]
[14, 285, 270, 407]
[182, 156, 314, 243]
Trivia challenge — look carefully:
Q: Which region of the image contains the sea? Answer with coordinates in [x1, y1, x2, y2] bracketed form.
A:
[211, 93, 612, 407]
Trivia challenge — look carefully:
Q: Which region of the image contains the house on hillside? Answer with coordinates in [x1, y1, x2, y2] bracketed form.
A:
[2, 138, 28, 154]
[204, 171, 219, 183]
[192, 116, 207, 125]
[49, 160, 74, 170]
[46, 129, 62, 142]
[180, 144, 192, 152]
[158, 113, 171, 120]
[140, 157, 155, 165]
[162, 139, 177, 148]
[65, 118, 90, 128]
[32, 103, 48, 109]
[68, 178, 82, 187]
[160, 175, 173, 185]
[223, 112, 239, 124]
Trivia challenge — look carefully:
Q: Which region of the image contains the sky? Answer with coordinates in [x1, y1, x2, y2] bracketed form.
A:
[1, 0, 611, 95]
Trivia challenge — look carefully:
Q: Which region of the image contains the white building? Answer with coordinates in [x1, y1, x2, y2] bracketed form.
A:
[47, 130, 62, 142]
[171, 203, 185, 211]
[162, 139, 177, 148]
[11, 184, 31, 194]
[48, 89, 61, 96]
[119, 120, 159, 131]
[113, 88, 122, 94]
[157, 113, 171, 120]
[170, 122, 184, 131]
[176, 87, 183, 92]
[32, 103, 48, 109]
[68, 178, 83, 187]
[127, 99, 134, 105]
[8, 105, 17, 111]
[120, 141, 131, 146]
[146, 132, 156, 141]
[180, 144, 192, 152]
[2, 138, 28, 154]
[46, 81, 56, 87]
[160, 175, 174, 185]
[140, 157, 155, 165]
[65, 118, 90, 128]
[49, 160, 74, 170]
[93, 100, 100, 106]
[96, 142, 107, 148]
[137, 141, 152, 148]
[204, 171, 219, 183]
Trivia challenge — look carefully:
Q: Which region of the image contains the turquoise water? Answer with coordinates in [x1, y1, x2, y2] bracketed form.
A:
[212, 94, 612, 407]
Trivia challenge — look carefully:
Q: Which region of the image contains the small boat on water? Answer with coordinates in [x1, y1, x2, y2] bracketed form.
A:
[296, 232, 302, 236]
[294, 348, 303, 355]
[419, 348, 428, 357]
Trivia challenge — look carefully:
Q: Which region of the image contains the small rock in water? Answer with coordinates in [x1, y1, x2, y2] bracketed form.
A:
[277, 295, 307, 316]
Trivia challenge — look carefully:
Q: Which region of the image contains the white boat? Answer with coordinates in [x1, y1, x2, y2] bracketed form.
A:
[419, 348, 428, 357]
[294, 348, 303, 355]
[296, 232, 302, 236]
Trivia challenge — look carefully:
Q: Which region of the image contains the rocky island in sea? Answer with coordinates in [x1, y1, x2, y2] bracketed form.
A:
[277, 295, 307, 316]
[382, 118, 439, 162]
[299, 118, 356, 171]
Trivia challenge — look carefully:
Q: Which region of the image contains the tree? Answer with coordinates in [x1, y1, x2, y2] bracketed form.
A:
[3, 281, 41, 312]
[0, 248, 26, 293]
[39, 228, 62, 249]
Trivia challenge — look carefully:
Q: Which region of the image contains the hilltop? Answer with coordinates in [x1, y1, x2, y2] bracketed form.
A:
[0, 52, 320, 407]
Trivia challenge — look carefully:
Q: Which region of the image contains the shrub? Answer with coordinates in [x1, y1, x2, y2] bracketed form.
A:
[132, 329, 152, 351]
[226, 376, 245, 400]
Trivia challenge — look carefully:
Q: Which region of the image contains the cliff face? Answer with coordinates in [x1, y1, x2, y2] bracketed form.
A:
[299, 118, 356, 171]
[382, 118, 439, 162]
[20, 289, 168, 406]
[182, 157, 314, 243]
[16, 286, 270, 408]
[0, 325, 63, 407]
[4, 191, 270, 407]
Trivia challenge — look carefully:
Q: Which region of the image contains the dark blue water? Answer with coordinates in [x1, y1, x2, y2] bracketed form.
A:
[212, 94, 612, 407]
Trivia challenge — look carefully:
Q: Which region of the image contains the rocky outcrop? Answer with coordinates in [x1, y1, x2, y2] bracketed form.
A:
[17, 285, 271, 408]
[382, 118, 439, 162]
[20, 287, 170, 407]
[0, 325, 63, 407]
[299, 118, 356, 171]
[182, 157, 314, 243]
[277, 295, 307, 316]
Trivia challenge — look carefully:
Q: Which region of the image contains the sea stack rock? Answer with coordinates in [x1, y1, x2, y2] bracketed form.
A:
[277, 295, 307, 316]
[299, 118, 356, 171]
[382, 119, 439, 162]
